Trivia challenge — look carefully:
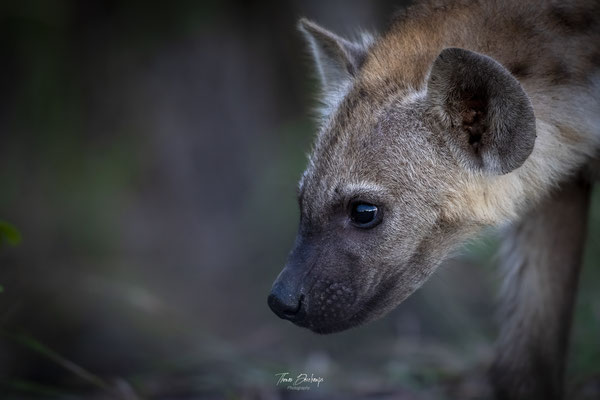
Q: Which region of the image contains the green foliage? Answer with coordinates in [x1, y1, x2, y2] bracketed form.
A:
[0, 220, 21, 247]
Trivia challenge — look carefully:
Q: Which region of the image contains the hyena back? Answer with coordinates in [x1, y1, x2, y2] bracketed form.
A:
[268, 1, 600, 399]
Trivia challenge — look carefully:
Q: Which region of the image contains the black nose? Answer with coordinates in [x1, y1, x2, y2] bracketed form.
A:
[268, 290, 305, 322]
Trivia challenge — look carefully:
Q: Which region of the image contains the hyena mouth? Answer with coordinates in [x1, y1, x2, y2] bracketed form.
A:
[271, 279, 359, 333]
[306, 276, 400, 334]
[310, 280, 356, 321]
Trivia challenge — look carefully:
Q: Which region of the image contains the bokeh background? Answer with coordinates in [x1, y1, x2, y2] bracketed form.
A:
[1, 1, 599, 399]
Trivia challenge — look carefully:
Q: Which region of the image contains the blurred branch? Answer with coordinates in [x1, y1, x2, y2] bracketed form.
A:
[2, 331, 143, 400]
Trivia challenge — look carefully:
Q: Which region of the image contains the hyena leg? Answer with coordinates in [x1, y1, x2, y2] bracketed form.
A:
[490, 178, 591, 400]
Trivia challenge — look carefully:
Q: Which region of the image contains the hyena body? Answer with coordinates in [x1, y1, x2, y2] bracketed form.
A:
[268, 1, 600, 399]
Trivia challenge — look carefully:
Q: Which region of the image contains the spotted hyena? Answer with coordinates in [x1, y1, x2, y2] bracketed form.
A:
[268, 1, 600, 399]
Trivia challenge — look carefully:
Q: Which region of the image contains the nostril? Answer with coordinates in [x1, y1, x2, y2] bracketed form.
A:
[282, 294, 304, 318]
[268, 292, 305, 322]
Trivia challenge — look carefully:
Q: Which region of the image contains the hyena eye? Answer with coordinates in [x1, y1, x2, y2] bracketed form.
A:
[350, 202, 381, 228]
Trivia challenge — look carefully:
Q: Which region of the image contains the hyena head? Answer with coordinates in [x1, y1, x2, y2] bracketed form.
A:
[268, 19, 536, 333]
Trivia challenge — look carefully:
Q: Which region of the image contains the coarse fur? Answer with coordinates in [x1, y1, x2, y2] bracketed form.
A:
[268, 1, 600, 399]
[492, 178, 590, 399]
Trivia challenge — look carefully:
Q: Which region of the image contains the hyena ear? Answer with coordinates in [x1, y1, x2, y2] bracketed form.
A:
[298, 18, 372, 103]
[426, 48, 536, 175]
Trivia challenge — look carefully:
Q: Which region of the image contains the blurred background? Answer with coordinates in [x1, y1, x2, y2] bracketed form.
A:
[0, 1, 599, 399]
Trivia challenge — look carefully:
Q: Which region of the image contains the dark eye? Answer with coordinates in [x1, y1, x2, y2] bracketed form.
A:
[350, 202, 380, 228]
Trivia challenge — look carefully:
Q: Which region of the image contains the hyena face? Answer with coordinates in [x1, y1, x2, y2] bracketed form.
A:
[268, 20, 536, 333]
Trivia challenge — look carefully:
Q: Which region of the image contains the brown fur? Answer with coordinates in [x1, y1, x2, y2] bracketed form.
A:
[363, 0, 600, 90]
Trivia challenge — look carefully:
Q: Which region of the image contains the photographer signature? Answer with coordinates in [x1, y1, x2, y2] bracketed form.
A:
[275, 372, 324, 389]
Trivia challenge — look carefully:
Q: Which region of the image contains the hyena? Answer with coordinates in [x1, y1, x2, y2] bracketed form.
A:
[267, 0, 600, 399]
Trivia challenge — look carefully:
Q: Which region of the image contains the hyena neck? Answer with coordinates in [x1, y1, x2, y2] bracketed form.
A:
[446, 113, 600, 226]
